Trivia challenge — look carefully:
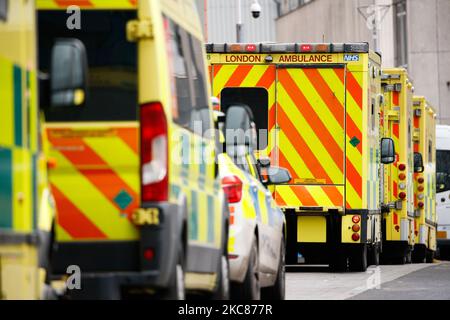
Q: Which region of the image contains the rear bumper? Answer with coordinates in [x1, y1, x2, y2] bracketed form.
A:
[52, 202, 182, 299]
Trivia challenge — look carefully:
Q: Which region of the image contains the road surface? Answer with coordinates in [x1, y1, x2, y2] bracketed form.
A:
[286, 261, 450, 300]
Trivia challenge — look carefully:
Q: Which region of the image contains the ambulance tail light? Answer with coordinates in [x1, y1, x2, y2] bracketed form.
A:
[222, 175, 243, 203]
[141, 102, 168, 202]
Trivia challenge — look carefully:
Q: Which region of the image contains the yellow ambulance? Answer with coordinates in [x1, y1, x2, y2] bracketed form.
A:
[37, 0, 228, 299]
[412, 96, 437, 263]
[0, 0, 55, 299]
[207, 42, 395, 272]
[380, 68, 415, 264]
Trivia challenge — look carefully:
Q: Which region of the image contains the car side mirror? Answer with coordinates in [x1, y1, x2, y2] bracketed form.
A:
[414, 152, 424, 173]
[381, 138, 395, 164]
[266, 167, 292, 185]
[50, 38, 88, 109]
[258, 157, 271, 168]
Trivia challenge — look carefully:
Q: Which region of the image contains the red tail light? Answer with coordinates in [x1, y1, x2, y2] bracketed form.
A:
[352, 215, 361, 224]
[143, 248, 155, 261]
[418, 177, 424, 184]
[398, 192, 406, 200]
[352, 233, 360, 241]
[141, 102, 168, 202]
[222, 175, 243, 203]
[418, 202, 424, 208]
[398, 163, 406, 171]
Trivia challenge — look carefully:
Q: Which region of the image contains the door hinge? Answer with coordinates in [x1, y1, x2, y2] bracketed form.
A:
[127, 19, 153, 42]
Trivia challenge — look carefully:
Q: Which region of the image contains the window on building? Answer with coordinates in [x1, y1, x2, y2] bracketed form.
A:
[394, 0, 408, 67]
[0, 0, 7, 21]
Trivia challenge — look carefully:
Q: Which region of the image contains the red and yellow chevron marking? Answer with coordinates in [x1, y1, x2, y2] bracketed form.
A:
[275, 186, 344, 209]
[37, 0, 137, 9]
[275, 68, 363, 209]
[46, 124, 140, 241]
[210, 63, 364, 210]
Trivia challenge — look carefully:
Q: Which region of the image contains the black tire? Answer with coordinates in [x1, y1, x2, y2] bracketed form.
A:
[426, 249, 435, 263]
[162, 249, 185, 300]
[231, 238, 260, 300]
[412, 246, 426, 263]
[368, 243, 380, 266]
[393, 253, 407, 265]
[349, 244, 368, 272]
[212, 254, 230, 300]
[261, 237, 285, 300]
[406, 249, 412, 264]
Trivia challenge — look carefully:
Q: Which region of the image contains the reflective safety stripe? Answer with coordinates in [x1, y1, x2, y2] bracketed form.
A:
[211, 61, 366, 210]
[275, 185, 344, 209]
[47, 125, 140, 241]
[0, 148, 13, 228]
[36, 0, 137, 9]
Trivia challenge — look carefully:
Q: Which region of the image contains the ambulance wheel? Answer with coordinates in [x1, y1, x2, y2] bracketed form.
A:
[393, 253, 407, 265]
[412, 246, 426, 263]
[261, 236, 285, 300]
[426, 249, 435, 263]
[212, 254, 230, 300]
[163, 249, 185, 300]
[406, 250, 412, 264]
[368, 243, 380, 266]
[349, 244, 368, 272]
[231, 238, 260, 300]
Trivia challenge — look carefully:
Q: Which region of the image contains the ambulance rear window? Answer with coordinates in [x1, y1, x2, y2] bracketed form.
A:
[220, 87, 268, 150]
[38, 10, 138, 122]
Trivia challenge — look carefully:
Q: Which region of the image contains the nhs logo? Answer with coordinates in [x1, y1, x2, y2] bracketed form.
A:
[344, 54, 360, 62]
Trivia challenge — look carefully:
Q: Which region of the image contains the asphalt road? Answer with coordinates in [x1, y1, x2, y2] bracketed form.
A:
[350, 261, 450, 300]
[286, 261, 450, 300]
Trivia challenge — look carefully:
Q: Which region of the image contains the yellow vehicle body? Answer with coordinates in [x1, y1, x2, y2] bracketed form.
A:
[0, 0, 54, 299]
[380, 68, 415, 263]
[207, 43, 383, 271]
[412, 96, 437, 262]
[37, 0, 226, 299]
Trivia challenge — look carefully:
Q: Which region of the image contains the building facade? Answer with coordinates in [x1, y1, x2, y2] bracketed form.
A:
[276, 0, 450, 124]
[199, 0, 278, 43]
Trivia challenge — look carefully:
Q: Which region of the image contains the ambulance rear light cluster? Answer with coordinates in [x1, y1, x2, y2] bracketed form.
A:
[141, 102, 168, 202]
[417, 175, 425, 209]
[205, 42, 369, 54]
[222, 175, 243, 204]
